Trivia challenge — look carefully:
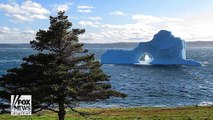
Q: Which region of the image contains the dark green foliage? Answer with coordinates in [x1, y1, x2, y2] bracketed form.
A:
[0, 11, 126, 120]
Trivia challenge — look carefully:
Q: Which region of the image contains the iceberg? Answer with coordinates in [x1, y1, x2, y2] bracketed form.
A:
[101, 30, 201, 66]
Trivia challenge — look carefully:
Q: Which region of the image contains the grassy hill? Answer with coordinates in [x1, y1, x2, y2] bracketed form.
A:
[0, 106, 212, 120]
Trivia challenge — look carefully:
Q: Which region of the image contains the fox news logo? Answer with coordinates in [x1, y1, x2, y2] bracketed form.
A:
[11, 95, 31, 115]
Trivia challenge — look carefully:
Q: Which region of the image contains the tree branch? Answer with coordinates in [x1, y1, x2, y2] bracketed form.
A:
[47, 108, 59, 113]
[65, 103, 90, 117]
[33, 102, 53, 113]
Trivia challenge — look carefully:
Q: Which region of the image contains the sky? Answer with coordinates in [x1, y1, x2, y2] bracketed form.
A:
[0, 0, 213, 43]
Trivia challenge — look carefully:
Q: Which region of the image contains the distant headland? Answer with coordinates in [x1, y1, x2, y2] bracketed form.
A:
[0, 41, 213, 48]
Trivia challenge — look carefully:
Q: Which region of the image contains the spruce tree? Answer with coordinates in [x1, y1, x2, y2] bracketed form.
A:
[0, 11, 126, 120]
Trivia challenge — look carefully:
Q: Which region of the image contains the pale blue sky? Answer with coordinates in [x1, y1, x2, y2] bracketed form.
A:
[0, 0, 213, 43]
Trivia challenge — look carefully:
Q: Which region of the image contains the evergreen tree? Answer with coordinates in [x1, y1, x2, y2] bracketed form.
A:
[0, 11, 126, 120]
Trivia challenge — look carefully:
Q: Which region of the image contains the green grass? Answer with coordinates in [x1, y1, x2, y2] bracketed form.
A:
[0, 106, 212, 120]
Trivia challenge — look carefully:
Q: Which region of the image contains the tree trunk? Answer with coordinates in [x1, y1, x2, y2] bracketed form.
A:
[58, 99, 66, 120]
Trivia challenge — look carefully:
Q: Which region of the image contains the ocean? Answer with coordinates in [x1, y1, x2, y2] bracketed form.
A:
[0, 45, 213, 107]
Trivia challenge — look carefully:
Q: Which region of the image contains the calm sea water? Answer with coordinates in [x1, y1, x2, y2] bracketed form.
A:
[0, 46, 213, 107]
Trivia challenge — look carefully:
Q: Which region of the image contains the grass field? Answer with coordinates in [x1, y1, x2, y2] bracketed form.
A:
[0, 106, 212, 120]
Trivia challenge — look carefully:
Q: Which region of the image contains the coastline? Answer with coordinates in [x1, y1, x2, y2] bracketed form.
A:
[1, 106, 212, 120]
